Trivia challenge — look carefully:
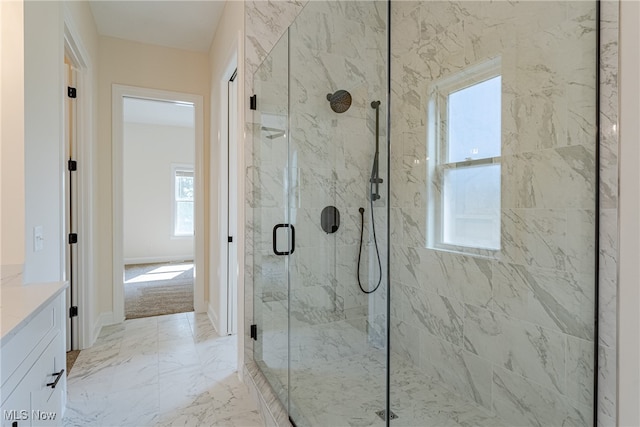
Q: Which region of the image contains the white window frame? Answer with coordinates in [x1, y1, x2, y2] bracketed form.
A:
[172, 164, 195, 238]
[426, 57, 502, 257]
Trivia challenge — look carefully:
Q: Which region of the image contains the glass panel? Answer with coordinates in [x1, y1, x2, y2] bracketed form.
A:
[391, 1, 597, 426]
[448, 76, 501, 162]
[442, 164, 500, 250]
[175, 201, 193, 235]
[175, 173, 194, 201]
[288, 1, 389, 425]
[252, 31, 290, 413]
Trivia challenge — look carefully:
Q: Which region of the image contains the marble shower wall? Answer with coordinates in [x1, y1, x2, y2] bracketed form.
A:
[389, 1, 601, 425]
[287, 0, 388, 356]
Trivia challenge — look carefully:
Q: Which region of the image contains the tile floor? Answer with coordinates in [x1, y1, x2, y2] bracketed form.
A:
[64, 312, 264, 427]
[257, 317, 507, 427]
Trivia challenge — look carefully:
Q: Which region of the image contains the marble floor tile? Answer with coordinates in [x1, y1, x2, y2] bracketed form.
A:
[64, 313, 263, 427]
[281, 349, 508, 427]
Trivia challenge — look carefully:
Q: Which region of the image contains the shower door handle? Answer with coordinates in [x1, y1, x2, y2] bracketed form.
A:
[272, 224, 295, 256]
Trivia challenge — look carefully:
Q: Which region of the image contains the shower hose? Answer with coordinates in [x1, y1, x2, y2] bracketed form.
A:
[356, 182, 383, 294]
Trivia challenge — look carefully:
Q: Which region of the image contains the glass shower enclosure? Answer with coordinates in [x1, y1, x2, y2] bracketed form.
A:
[252, 1, 598, 426]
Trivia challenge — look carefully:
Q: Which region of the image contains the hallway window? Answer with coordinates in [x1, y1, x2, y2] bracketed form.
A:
[427, 58, 502, 254]
[173, 166, 194, 236]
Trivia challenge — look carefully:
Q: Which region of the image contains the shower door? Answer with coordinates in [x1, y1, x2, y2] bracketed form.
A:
[252, 2, 391, 422]
[287, 2, 390, 425]
[252, 32, 290, 412]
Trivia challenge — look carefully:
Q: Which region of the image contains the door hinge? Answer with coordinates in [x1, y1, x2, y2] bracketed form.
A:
[67, 86, 77, 98]
[68, 159, 77, 171]
[68, 233, 78, 244]
[228, 236, 233, 243]
[69, 306, 78, 318]
[250, 95, 257, 110]
[250, 324, 257, 340]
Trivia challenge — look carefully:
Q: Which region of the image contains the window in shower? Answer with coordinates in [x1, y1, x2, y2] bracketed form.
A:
[427, 58, 501, 254]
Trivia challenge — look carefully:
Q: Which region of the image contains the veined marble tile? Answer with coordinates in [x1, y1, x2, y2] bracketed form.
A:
[566, 209, 597, 275]
[402, 284, 464, 347]
[599, 208, 618, 282]
[289, 246, 336, 289]
[390, 316, 421, 366]
[418, 329, 493, 410]
[208, 410, 264, 427]
[423, 250, 494, 308]
[245, 0, 306, 78]
[598, 275, 617, 349]
[566, 335, 595, 407]
[598, 344, 616, 421]
[493, 366, 591, 427]
[65, 313, 260, 427]
[492, 262, 594, 340]
[400, 207, 427, 249]
[389, 155, 426, 209]
[464, 304, 566, 394]
[501, 208, 567, 271]
[502, 145, 596, 210]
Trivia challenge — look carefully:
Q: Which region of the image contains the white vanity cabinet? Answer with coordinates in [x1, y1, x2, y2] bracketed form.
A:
[1, 285, 67, 427]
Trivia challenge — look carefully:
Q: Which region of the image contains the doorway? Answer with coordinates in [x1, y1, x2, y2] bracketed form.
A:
[215, 61, 239, 336]
[64, 54, 78, 351]
[112, 85, 206, 323]
[122, 97, 195, 319]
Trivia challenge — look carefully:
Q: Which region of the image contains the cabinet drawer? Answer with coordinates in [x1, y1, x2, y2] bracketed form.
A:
[30, 333, 64, 427]
[1, 384, 30, 427]
[1, 299, 59, 390]
[0, 334, 64, 427]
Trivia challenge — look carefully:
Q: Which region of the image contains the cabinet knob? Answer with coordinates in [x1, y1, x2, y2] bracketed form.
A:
[46, 369, 65, 389]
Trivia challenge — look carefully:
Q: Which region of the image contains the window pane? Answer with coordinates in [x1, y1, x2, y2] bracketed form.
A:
[442, 164, 500, 250]
[175, 201, 194, 235]
[448, 76, 501, 163]
[176, 174, 194, 201]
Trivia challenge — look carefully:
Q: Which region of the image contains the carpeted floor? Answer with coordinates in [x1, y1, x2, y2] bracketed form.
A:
[124, 261, 194, 319]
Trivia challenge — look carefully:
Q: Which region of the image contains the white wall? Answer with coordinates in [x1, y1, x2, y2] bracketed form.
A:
[618, 0, 640, 424]
[208, 0, 243, 350]
[97, 36, 210, 315]
[23, 1, 65, 283]
[123, 122, 194, 263]
[0, 0, 25, 277]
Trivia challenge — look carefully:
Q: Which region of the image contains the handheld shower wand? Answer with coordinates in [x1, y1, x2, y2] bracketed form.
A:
[356, 100, 384, 295]
[370, 101, 382, 201]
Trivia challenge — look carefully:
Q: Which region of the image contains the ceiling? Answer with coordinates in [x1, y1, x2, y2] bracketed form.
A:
[89, 1, 226, 52]
[123, 97, 195, 128]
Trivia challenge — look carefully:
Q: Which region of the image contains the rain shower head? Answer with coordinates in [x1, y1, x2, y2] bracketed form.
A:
[326, 90, 352, 113]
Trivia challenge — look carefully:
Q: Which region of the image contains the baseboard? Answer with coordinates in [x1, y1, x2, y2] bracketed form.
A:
[123, 255, 194, 265]
[91, 311, 114, 346]
[207, 303, 219, 334]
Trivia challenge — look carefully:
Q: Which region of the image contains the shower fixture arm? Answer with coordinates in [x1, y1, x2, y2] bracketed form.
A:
[370, 100, 382, 201]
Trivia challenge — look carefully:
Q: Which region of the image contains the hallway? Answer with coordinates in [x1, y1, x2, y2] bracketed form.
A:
[64, 313, 263, 426]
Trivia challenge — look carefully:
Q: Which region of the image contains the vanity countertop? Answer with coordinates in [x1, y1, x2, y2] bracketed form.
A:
[1, 278, 68, 344]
